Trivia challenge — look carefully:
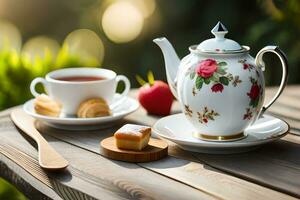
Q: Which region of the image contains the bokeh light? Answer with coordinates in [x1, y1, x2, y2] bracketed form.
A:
[128, 0, 156, 18]
[102, 1, 144, 43]
[0, 20, 21, 52]
[21, 36, 60, 61]
[63, 29, 105, 65]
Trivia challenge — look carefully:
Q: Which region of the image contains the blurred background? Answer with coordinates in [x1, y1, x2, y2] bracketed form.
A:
[0, 0, 299, 199]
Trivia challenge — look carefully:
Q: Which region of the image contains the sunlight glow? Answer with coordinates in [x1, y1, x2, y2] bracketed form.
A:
[0, 20, 22, 52]
[63, 29, 105, 65]
[22, 36, 59, 61]
[128, 0, 156, 18]
[102, 1, 144, 43]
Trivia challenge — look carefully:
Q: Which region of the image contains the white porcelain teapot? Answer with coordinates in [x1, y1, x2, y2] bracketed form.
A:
[153, 22, 288, 141]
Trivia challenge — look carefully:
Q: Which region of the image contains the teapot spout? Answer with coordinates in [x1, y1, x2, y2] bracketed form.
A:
[153, 37, 180, 98]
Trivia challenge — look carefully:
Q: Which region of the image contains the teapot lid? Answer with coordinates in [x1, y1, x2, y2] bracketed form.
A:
[196, 22, 243, 53]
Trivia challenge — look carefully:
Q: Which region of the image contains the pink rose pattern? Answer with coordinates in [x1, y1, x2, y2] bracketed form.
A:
[185, 58, 262, 123]
[184, 105, 219, 124]
[188, 59, 241, 95]
[239, 59, 254, 71]
[197, 107, 219, 124]
[239, 59, 263, 121]
[243, 77, 263, 120]
[211, 83, 224, 93]
[196, 59, 218, 78]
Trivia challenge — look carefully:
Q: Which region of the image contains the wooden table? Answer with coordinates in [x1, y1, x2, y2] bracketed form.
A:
[1, 87, 300, 200]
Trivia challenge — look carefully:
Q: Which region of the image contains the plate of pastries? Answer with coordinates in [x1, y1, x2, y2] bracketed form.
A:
[23, 94, 139, 130]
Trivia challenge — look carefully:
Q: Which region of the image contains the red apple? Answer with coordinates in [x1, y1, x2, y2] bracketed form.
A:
[136, 72, 173, 116]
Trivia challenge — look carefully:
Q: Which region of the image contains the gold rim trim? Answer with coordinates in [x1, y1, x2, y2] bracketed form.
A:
[193, 132, 246, 141]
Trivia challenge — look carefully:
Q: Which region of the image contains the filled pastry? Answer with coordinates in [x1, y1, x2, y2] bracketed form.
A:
[114, 124, 151, 151]
[34, 94, 62, 117]
[77, 98, 111, 118]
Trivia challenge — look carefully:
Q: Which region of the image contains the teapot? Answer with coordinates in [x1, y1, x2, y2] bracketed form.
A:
[153, 22, 288, 141]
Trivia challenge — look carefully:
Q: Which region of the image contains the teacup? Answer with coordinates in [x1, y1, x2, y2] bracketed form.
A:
[30, 68, 130, 116]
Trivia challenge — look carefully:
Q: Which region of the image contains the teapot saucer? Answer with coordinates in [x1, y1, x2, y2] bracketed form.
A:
[153, 113, 289, 154]
[23, 94, 139, 130]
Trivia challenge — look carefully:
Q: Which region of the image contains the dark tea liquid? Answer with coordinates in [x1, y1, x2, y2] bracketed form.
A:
[56, 76, 106, 82]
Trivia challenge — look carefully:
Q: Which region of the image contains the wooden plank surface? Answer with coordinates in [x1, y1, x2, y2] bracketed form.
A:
[266, 86, 300, 134]
[1, 113, 296, 200]
[0, 153, 58, 200]
[34, 109, 300, 199]
[0, 114, 216, 200]
[0, 86, 300, 200]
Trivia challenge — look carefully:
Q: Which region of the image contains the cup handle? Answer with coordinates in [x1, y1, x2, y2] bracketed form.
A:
[255, 46, 288, 117]
[30, 77, 48, 97]
[110, 75, 131, 110]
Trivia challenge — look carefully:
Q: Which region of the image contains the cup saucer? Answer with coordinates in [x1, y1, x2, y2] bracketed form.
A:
[153, 113, 289, 154]
[23, 94, 139, 130]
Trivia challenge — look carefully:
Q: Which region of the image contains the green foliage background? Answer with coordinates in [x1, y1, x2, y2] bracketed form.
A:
[0, 179, 26, 200]
[0, 44, 99, 110]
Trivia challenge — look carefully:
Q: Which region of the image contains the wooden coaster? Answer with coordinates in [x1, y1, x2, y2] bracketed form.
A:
[100, 137, 168, 163]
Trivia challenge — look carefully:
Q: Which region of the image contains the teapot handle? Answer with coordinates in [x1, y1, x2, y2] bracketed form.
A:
[255, 46, 288, 117]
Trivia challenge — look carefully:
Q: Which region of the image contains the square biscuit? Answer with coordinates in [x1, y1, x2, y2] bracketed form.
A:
[114, 124, 151, 151]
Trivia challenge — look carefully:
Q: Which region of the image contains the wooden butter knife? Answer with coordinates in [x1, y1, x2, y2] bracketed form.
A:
[11, 109, 68, 170]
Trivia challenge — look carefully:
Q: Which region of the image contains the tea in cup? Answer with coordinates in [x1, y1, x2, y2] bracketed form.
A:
[30, 68, 130, 116]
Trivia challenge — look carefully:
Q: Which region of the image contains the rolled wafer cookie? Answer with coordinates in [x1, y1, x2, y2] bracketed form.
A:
[34, 94, 62, 117]
[77, 98, 111, 118]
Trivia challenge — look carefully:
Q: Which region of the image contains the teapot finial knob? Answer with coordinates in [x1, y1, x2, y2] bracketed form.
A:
[211, 21, 228, 41]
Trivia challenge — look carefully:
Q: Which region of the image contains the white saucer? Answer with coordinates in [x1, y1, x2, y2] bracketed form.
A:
[153, 113, 289, 154]
[23, 95, 139, 130]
